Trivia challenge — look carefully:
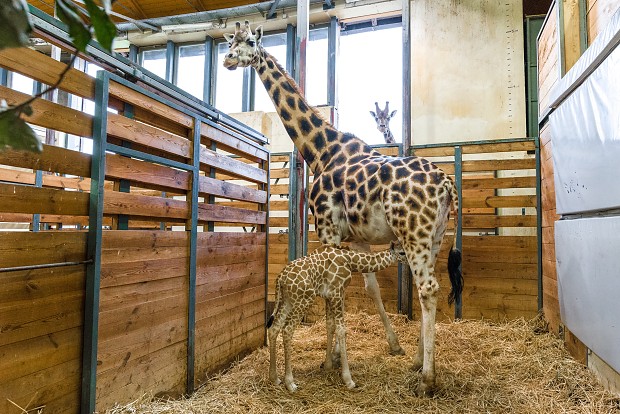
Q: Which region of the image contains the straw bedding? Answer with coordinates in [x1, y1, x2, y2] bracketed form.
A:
[105, 312, 620, 414]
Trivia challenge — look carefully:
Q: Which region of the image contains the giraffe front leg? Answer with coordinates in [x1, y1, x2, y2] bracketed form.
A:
[323, 299, 336, 371]
[412, 314, 424, 372]
[362, 271, 405, 355]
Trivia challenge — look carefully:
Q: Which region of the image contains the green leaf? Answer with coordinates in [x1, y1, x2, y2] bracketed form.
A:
[0, 108, 43, 153]
[84, 0, 116, 52]
[55, 0, 92, 53]
[0, 0, 33, 50]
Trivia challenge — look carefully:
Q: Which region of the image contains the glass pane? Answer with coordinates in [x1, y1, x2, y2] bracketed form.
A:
[253, 33, 287, 112]
[337, 26, 403, 145]
[177, 44, 205, 100]
[141, 48, 167, 80]
[306, 28, 328, 106]
[10, 72, 34, 94]
[215, 42, 244, 113]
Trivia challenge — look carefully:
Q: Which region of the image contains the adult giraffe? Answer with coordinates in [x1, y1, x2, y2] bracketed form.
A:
[370, 101, 397, 144]
[223, 22, 462, 395]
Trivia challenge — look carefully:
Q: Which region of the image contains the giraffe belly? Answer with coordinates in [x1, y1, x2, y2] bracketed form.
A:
[345, 206, 396, 244]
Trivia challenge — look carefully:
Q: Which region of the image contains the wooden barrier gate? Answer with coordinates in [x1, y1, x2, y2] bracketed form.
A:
[0, 10, 269, 414]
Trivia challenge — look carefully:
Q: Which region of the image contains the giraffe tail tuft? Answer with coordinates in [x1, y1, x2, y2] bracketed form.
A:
[266, 314, 275, 328]
[447, 180, 463, 307]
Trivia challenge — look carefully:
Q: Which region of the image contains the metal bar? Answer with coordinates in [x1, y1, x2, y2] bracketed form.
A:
[327, 17, 338, 110]
[579, 0, 588, 53]
[129, 44, 139, 63]
[454, 146, 463, 319]
[203, 37, 214, 105]
[81, 70, 109, 414]
[286, 24, 296, 78]
[558, 0, 566, 77]
[341, 15, 402, 34]
[106, 144, 194, 171]
[263, 156, 271, 344]
[535, 137, 543, 312]
[186, 118, 200, 394]
[115, 103, 134, 230]
[411, 136, 536, 151]
[267, 0, 282, 19]
[402, 0, 412, 151]
[166, 40, 176, 83]
[323, 0, 334, 10]
[0, 260, 93, 273]
[287, 153, 297, 262]
[32, 170, 42, 232]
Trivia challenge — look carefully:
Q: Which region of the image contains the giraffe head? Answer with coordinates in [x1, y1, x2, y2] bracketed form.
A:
[223, 21, 263, 70]
[370, 101, 397, 134]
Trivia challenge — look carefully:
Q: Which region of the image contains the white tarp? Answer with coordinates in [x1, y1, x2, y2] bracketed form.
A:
[555, 217, 620, 374]
[550, 8, 620, 215]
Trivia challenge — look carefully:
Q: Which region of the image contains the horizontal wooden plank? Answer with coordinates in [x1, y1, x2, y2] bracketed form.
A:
[462, 176, 536, 190]
[200, 147, 267, 184]
[200, 175, 267, 204]
[0, 85, 93, 137]
[0, 184, 89, 216]
[198, 203, 266, 225]
[0, 47, 94, 99]
[106, 154, 189, 192]
[109, 81, 193, 128]
[0, 144, 91, 177]
[104, 191, 188, 220]
[200, 122, 268, 162]
[462, 194, 537, 209]
[464, 214, 536, 228]
[414, 141, 535, 157]
[108, 113, 191, 159]
[463, 158, 536, 172]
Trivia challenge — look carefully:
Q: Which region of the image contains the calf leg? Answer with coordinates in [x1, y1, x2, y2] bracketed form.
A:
[329, 298, 355, 389]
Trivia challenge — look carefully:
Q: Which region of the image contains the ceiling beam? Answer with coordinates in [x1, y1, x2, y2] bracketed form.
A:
[267, 0, 281, 20]
[121, 0, 149, 20]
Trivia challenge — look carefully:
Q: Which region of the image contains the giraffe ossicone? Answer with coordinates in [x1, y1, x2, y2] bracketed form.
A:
[266, 242, 408, 392]
[224, 22, 463, 396]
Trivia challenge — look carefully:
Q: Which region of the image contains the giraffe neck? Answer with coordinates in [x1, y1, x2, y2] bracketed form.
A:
[347, 249, 397, 274]
[253, 48, 376, 174]
[383, 129, 396, 144]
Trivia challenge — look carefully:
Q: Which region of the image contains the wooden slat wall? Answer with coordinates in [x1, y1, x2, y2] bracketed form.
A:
[0, 39, 269, 414]
[586, 0, 620, 45]
[538, 1, 559, 116]
[415, 141, 539, 321]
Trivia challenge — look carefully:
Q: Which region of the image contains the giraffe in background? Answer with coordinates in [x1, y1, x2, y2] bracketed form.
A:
[267, 242, 407, 392]
[370, 101, 397, 144]
[223, 22, 463, 395]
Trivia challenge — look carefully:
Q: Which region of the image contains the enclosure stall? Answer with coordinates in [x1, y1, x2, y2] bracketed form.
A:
[538, 0, 620, 393]
[0, 10, 269, 414]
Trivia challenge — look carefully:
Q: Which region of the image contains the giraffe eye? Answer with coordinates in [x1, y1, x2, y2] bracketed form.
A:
[247, 40, 255, 47]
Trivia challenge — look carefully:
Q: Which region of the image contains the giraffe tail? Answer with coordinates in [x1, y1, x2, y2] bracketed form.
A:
[447, 181, 463, 307]
[266, 277, 282, 328]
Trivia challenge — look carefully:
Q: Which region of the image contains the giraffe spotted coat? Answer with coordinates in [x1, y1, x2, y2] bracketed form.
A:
[266, 242, 407, 392]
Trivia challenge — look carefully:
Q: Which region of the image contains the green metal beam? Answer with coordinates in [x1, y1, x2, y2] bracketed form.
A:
[535, 137, 543, 312]
[454, 146, 463, 320]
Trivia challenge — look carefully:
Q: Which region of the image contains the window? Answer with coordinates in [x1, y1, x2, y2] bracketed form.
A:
[337, 26, 402, 145]
[306, 27, 328, 106]
[176, 44, 206, 100]
[141, 48, 167, 80]
[253, 32, 287, 112]
[214, 42, 244, 113]
[10, 72, 34, 94]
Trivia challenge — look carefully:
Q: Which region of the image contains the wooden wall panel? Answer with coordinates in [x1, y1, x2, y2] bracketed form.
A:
[194, 232, 266, 385]
[0, 232, 86, 414]
[587, 0, 620, 44]
[538, 1, 559, 116]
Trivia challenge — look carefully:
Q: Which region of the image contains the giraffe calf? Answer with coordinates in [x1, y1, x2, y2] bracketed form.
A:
[266, 241, 407, 392]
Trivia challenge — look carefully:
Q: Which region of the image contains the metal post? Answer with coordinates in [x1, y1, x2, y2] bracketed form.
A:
[291, 0, 309, 260]
[0, 68, 8, 86]
[402, 0, 412, 152]
[81, 70, 109, 414]
[129, 44, 138, 63]
[262, 157, 271, 343]
[242, 67, 253, 112]
[578, 0, 588, 53]
[165, 40, 175, 83]
[32, 170, 42, 231]
[327, 16, 338, 110]
[203, 36, 214, 105]
[535, 137, 543, 311]
[454, 146, 463, 319]
[186, 118, 200, 393]
[286, 24, 296, 78]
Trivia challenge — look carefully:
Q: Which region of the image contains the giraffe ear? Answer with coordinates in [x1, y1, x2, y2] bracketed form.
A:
[223, 33, 234, 43]
[255, 25, 264, 44]
[370, 111, 376, 118]
[389, 110, 397, 118]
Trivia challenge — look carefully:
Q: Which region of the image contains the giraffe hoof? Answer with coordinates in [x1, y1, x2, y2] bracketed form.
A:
[410, 361, 423, 372]
[415, 382, 435, 397]
[270, 377, 281, 385]
[389, 346, 406, 356]
[285, 382, 298, 393]
[345, 380, 356, 389]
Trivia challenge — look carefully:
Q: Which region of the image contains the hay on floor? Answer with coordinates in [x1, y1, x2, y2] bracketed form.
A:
[105, 312, 620, 414]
